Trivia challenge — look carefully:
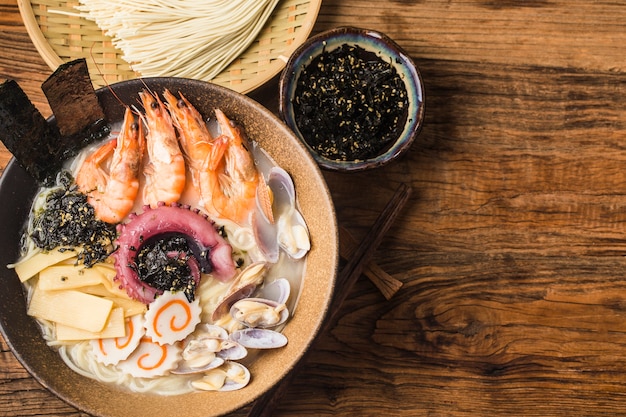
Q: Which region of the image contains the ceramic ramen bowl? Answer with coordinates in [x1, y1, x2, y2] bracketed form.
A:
[279, 26, 426, 172]
[0, 78, 338, 417]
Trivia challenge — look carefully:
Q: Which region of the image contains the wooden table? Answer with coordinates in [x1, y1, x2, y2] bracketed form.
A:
[4, 0, 626, 415]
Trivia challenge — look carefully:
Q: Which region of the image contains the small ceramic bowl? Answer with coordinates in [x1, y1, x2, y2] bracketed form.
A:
[279, 26, 425, 172]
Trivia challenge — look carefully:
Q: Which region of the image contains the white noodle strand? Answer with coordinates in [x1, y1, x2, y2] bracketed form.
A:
[75, 0, 280, 80]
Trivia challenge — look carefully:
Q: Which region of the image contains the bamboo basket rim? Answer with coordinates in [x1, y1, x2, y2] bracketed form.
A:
[17, 0, 321, 93]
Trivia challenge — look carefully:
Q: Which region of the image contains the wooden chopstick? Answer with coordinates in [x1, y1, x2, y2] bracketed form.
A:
[246, 182, 412, 417]
[338, 226, 403, 300]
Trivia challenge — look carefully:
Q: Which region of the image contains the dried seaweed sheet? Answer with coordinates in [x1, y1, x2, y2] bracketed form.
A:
[0, 79, 63, 184]
[42, 58, 107, 141]
[0, 59, 110, 185]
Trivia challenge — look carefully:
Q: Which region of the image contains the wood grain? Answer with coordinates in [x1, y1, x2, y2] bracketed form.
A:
[339, 226, 404, 300]
[4, 0, 626, 416]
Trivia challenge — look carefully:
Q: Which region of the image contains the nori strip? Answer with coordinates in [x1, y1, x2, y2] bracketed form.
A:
[0, 79, 63, 184]
[41, 58, 109, 146]
[0, 60, 110, 185]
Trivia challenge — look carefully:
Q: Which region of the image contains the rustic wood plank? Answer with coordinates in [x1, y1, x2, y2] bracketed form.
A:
[3, 0, 626, 416]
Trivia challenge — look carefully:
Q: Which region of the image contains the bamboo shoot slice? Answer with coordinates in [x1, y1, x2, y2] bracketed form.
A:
[105, 296, 147, 317]
[81, 283, 137, 302]
[80, 284, 114, 297]
[38, 265, 104, 291]
[28, 287, 113, 332]
[12, 250, 77, 282]
[56, 307, 125, 340]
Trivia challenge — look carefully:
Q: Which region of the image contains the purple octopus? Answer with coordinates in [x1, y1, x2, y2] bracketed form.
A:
[113, 203, 237, 304]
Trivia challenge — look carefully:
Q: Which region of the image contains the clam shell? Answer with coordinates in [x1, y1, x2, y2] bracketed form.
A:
[172, 335, 247, 374]
[254, 278, 291, 305]
[277, 208, 310, 260]
[215, 339, 248, 361]
[219, 362, 251, 391]
[229, 328, 288, 349]
[172, 356, 225, 375]
[171, 337, 225, 374]
[253, 167, 310, 262]
[211, 262, 268, 321]
[194, 323, 229, 340]
[252, 208, 279, 263]
[190, 362, 251, 392]
[230, 298, 289, 329]
[269, 167, 310, 260]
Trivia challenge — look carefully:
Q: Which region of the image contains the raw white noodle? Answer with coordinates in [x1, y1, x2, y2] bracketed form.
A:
[74, 0, 280, 80]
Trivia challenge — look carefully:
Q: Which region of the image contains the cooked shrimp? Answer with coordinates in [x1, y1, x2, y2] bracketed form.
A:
[163, 91, 258, 223]
[162, 89, 227, 193]
[211, 109, 259, 224]
[76, 107, 144, 223]
[139, 90, 186, 206]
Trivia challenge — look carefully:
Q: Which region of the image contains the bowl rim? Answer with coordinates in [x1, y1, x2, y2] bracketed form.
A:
[0, 77, 339, 417]
[279, 26, 426, 172]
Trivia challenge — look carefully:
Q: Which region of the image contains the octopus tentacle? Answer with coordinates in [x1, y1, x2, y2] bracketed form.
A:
[113, 202, 237, 304]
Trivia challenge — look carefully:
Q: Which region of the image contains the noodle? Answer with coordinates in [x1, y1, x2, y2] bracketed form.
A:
[58, 340, 195, 395]
[73, 0, 280, 81]
[14, 96, 310, 395]
[18, 146, 303, 395]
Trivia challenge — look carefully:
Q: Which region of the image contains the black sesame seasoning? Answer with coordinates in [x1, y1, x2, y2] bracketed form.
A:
[28, 170, 117, 267]
[293, 43, 408, 161]
[133, 233, 197, 302]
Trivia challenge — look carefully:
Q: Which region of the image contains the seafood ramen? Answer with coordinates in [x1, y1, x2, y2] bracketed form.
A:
[9, 89, 311, 395]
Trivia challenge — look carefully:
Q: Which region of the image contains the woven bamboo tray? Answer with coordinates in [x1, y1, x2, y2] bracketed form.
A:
[17, 0, 321, 93]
